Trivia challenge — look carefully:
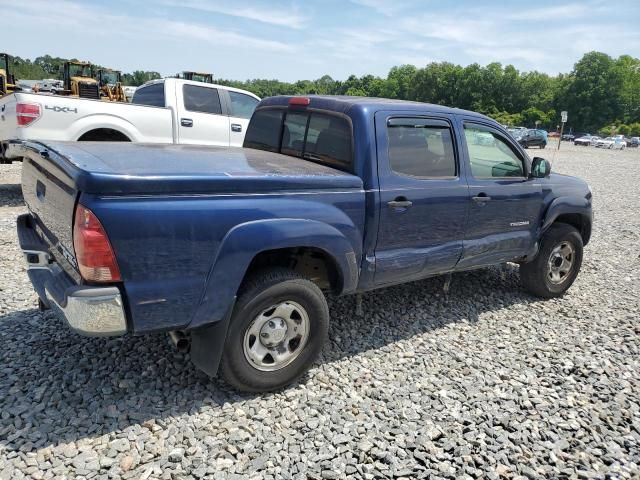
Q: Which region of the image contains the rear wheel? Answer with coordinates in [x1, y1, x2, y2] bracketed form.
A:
[219, 268, 329, 392]
[520, 223, 583, 298]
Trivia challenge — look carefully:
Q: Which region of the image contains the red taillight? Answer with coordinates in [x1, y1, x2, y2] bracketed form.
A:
[289, 97, 310, 106]
[16, 102, 41, 127]
[73, 204, 121, 282]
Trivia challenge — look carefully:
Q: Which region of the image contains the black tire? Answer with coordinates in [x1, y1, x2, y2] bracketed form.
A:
[520, 223, 583, 298]
[541, 143, 546, 149]
[219, 268, 329, 392]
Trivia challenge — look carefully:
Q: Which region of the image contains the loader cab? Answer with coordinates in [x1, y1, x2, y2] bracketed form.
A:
[97, 69, 122, 87]
[0, 53, 18, 96]
[61, 61, 100, 99]
[182, 71, 214, 84]
[96, 69, 126, 102]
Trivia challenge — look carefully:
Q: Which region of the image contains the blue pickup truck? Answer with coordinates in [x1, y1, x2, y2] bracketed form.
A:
[17, 96, 592, 392]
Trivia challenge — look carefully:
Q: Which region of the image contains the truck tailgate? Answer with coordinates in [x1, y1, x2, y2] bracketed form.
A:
[21, 149, 78, 273]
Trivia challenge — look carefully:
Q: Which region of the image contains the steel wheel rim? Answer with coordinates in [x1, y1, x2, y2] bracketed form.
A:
[547, 241, 575, 285]
[243, 301, 310, 372]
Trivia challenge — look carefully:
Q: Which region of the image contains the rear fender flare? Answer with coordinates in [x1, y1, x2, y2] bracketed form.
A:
[188, 218, 360, 329]
[70, 114, 139, 142]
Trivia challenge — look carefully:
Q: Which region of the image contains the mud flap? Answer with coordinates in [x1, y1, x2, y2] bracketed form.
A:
[190, 298, 236, 378]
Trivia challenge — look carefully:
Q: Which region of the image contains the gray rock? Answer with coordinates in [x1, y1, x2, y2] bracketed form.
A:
[168, 448, 184, 463]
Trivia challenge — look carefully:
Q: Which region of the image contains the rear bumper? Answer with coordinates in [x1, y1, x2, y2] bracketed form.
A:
[17, 213, 128, 336]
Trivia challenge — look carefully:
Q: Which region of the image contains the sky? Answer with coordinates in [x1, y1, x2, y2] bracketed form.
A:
[2, 0, 639, 82]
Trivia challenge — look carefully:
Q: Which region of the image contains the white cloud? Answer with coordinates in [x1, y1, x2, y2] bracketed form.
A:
[162, 0, 310, 29]
[3, 0, 293, 74]
[349, 0, 417, 16]
[2, 0, 638, 81]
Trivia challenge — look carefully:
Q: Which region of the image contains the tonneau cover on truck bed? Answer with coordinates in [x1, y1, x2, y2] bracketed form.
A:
[17, 141, 363, 195]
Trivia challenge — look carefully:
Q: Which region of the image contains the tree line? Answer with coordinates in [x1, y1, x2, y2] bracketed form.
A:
[9, 51, 640, 136]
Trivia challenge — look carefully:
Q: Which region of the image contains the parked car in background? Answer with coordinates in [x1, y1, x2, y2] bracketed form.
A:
[469, 130, 495, 145]
[507, 127, 527, 139]
[561, 133, 575, 141]
[595, 137, 626, 150]
[630, 137, 639, 148]
[0, 78, 260, 162]
[16, 95, 592, 392]
[574, 135, 599, 146]
[515, 129, 547, 149]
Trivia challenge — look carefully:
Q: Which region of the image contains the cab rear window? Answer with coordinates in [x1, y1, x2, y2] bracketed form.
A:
[131, 83, 165, 107]
[244, 108, 353, 172]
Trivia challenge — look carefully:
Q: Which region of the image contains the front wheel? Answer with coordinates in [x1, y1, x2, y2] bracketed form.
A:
[520, 223, 583, 298]
[219, 268, 329, 392]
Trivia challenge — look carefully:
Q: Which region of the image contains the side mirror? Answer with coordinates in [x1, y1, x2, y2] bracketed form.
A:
[530, 157, 551, 178]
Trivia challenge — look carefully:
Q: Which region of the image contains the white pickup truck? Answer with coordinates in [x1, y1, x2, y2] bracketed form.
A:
[0, 78, 260, 162]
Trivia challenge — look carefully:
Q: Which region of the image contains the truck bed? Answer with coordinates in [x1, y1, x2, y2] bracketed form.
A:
[18, 141, 363, 194]
[0, 92, 173, 157]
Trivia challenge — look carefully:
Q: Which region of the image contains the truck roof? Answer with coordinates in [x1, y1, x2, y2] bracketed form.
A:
[139, 77, 260, 100]
[258, 95, 493, 121]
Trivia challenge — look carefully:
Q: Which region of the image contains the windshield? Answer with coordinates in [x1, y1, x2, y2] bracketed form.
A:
[69, 64, 92, 78]
[101, 71, 120, 85]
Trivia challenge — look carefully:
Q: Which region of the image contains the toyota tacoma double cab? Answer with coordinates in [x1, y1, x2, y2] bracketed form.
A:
[17, 95, 592, 392]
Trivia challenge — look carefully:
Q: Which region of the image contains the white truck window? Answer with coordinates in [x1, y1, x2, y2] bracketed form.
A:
[131, 83, 165, 107]
[229, 91, 259, 119]
[183, 85, 222, 115]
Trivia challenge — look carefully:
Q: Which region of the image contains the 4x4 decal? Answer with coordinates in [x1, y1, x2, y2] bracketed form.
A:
[45, 105, 78, 114]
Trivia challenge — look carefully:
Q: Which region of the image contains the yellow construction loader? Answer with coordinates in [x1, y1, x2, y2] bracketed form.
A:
[0, 53, 19, 96]
[96, 68, 126, 102]
[58, 61, 100, 99]
[182, 71, 214, 84]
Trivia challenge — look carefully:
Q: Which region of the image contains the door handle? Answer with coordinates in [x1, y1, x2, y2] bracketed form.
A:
[387, 197, 413, 209]
[472, 194, 492, 203]
[181, 118, 193, 127]
[231, 123, 242, 132]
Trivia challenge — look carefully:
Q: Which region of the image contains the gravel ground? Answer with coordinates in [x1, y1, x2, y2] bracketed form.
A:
[0, 142, 639, 479]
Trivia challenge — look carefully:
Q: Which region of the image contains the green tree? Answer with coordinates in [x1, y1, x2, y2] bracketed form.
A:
[122, 71, 161, 86]
[559, 52, 624, 132]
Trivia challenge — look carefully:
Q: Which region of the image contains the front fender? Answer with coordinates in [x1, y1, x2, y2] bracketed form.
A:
[188, 218, 361, 329]
[541, 196, 593, 243]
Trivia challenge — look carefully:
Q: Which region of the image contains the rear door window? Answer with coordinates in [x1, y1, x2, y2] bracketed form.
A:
[387, 118, 456, 178]
[229, 91, 259, 119]
[183, 85, 222, 115]
[131, 83, 165, 107]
